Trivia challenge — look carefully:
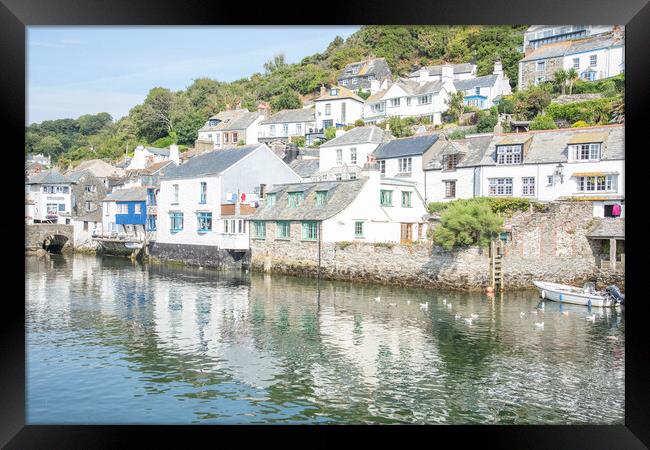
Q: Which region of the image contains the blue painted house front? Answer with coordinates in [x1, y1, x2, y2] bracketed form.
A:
[115, 200, 147, 225]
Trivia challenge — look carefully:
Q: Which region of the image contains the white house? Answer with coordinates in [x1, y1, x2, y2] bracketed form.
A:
[523, 25, 617, 51]
[370, 133, 440, 199]
[453, 61, 512, 110]
[156, 143, 301, 251]
[127, 145, 180, 170]
[407, 62, 477, 81]
[72, 209, 102, 250]
[258, 108, 316, 142]
[196, 109, 264, 150]
[518, 29, 624, 89]
[316, 126, 389, 181]
[363, 67, 456, 126]
[314, 86, 365, 129]
[337, 58, 393, 94]
[25, 170, 73, 224]
[424, 125, 625, 218]
[251, 167, 428, 245]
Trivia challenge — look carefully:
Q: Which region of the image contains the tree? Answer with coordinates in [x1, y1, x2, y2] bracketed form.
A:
[445, 91, 465, 122]
[529, 113, 558, 130]
[385, 116, 414, 138]
[264, 53, 287, 74]
[432, 200, 504, 251]
[77, 112, 113, 135]
[324, 127, 337, 140]
[270, 91, 302, 112]
[553, 69, 568, 95]
[566, 68, 579, 95]
[33, 136, 65, 158]
[475, 109, 498, 133]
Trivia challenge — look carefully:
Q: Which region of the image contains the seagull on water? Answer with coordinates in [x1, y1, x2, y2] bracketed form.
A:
[520, 312, 526, 318]
[455, 313, 462, 320]
[443, 299, 447, 305]
[447, 303, 453, 309]
[561, 311, 569, 316]
[470, 313, 479, 320]
[407, 300, 411, 305]
[420, 302, 429, 310]
[374, 297, 381, 303]
[586, 314, 596, 322]
[464, 317, 473, 325]
[388, 303, 397, 307]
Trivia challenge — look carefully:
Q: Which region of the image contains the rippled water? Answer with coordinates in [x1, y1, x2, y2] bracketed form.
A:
[26, 254, 625, 424]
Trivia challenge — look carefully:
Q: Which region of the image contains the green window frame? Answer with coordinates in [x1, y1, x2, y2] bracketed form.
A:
[401, 191, 412, 208]
[266, 193, 276, 207]
[380, 190, 393, 206]
[354, 221, 364, 239]
[315, 191, 327, 207]
[301, 221, 318, 241]
[197, 212, 212, 232]
[252, 221, 266, 239]
[287, 192, 303, 208]
[276, 221, 291, 239]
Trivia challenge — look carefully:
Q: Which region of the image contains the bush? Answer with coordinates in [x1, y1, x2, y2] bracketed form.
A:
[324, 127, 337, 140]
[427, 202, 448, 214]
[446, 127, 477, 140]
[291, 136, 306, 147]
[476, 110, 498, 133]
[432, 201, 503, 250]
[530, 113, 558, 130]
[354, 119, 365, 127]
[571, 120, 589, 128]
[428, 197, 536, 217]
[546, 97, 617, 125]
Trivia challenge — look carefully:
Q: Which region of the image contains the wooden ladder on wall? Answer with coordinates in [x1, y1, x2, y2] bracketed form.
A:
[490, 240, 504, 291]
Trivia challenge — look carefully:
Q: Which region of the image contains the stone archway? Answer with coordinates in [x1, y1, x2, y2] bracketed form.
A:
[42, 234, 70, 253]
[26, 224, 74, 253]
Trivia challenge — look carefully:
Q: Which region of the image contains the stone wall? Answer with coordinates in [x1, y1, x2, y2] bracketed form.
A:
[520, 56, 563, 90]
[25, 224, 74, 251]
[148, 242, 250, 270]
[251, 202, 624, 291]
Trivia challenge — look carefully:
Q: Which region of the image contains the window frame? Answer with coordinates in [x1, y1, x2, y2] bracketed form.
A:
[354, 221, 364, 239]
[301, 221, 319, 241]
[197, 211, 212, 233]
[401, 191, 412, 208]
[276, 221, 291, 240]
[380, 189, 393, 207]
[398, 157, 412, 173]
[170, 211, 184, 232]
[444, 180, 456, 198]
[287, 192, 304, 208]
[350, 148, 357, 165]
[522, 177, 536, 196]
[199, 181, 207, 204]
[570, 143, 601, 162]
[488, 178, 514, 196]
[496, 145, 523, 165]
[252, 221, 266, 239]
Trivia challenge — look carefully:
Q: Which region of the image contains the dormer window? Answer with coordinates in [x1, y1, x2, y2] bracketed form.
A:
[330, 88, 338, 96]
[315, 191, 328, 207]
[208, 119, 220, 127]
[496, 145, 522, 165]
[287, 192, 304, 208]
[443, 154, 460, 171]
[570, 143, 601, 161]
[266, 193, 276, 206]
[475, 87, 480, 95]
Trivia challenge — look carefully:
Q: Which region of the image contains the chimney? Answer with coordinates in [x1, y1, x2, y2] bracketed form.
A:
[441, 63, 454, 83]
[370, 79, 380, 93]
[493, 60, 503, 77]
[419, 68, 430, 81]
[169, 144, 180, 165]
[320, 85, 326, 96]
[493, 119, 504, 134]
[335, 129, 346, 138]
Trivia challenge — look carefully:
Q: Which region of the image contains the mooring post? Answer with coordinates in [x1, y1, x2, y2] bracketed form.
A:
[317, 221, 322, 280]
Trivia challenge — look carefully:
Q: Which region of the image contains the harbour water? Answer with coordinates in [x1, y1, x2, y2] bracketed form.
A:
[26, 254, 625, 424]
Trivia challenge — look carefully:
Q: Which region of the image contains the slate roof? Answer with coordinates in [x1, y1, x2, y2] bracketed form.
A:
[408, 63, 475, 78]
[319, 126, 389, 148]
[161, 145, 261, 180]
[74, 209, 103, 223]
[586, 217, 625, 239]
[253, 178, 367, 221]
[145, 147, 170, 157]
[314, 86, 365, 103]
[103, 186, 148, 202]
[289, 159, 320, 178]
[373, 133, 440, 159]
[338, 58, 391, 80]
[26, 170, 70, 184]
[198, 109, 262, 132]
[261, 108, 315, 124]
[69, 159, 122, 178]
[425, 134, 494, 170]
[65, 170, 91, 183]
[454, 74, 500, 91]
[520, 32, 623, 62]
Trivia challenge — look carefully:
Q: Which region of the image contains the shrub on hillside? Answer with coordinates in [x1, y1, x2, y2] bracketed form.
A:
[545, 97, 617, 125]
[530, 113, 558, 130]
[432, 201, 503, 251]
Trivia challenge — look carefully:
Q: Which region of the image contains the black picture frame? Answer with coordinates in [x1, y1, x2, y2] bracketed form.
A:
[2, 0, 649, 447]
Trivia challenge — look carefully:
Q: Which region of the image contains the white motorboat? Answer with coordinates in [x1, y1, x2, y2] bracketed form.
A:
[533, 281, 623, 308]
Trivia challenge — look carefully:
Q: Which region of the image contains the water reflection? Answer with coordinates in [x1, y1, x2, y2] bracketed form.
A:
[26, 254, 624, 424]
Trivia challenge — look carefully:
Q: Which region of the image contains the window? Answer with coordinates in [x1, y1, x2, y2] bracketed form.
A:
[172, 184, 179, 203]
[252, 221, 266, 239]
[350, 148, 357, 165]
[197, 212, 212, 232]
[371, 103, 385, 113]
[535, 76, 545, 85]
[200, 182, 207, 203]
[170, 212, 183, 232]
[576, 175, 617, 192]
[58, 204, 65, 212]
[270, 124, 276, 135]
[238, 220, 246, 234]
[341, 103, 346, 123]
[573, 57, 580, 69]
[398, 157, 412, 173]
[406, 97, 411, 106]
[590, 54, 597, 66]
[522, 177, 535, 196]
[378, 160, 386, 174]
[296, 123, 302, 135]
[380, 190, 393, 206]
[301, 221, 318, 241]
[349, 173, 357, 180]
[341, 79, 348, 86]
[117, 204, 128, 214]
[537, 61, 546, 72]
[232, 132, 238, 143]
[322, 119, 333, 129]
[266, 193, 276, 206]
[215, 133, 220, 145]
[355, 221, 364, 238]
[488, 178, 513, 196]
[496, 145, 522, 164]
[287, 192, 304, 208]
[83, 221, 89, 231]
[418, 94, 431, 104]
[401, 191, 412, 207]
[84, 185, 96, 193]
[330, 88, 338, 96]
[570, 143, 601, 161]
[335, 173, 342, 181]
[283, 124, 289, 136]
[547, 175, 554, 186]
[390, 98, 401, 107]
[224, 133, 229, 144]
[85, 201, 92, 212]
[325, 104, 331, 115]
[134, 203, 142, 214]
[445, 180, 456, 198]
[443, 154, 460, 171]
[367, 74, 375, 81]
[475, 87, 481, 95]
[315, 191, 328, 207]
[46, 204, 58, 215]
[336, 149, 343, 165]
[276, 221, 291, 239]
[147, 215, 157, 231]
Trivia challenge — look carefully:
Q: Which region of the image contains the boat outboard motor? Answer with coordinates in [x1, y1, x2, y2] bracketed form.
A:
[605, 285, 625, 305]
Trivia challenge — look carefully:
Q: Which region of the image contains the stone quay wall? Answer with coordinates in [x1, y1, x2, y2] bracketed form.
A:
[250, 202, 624, 291]
[148, 242, 250, 270]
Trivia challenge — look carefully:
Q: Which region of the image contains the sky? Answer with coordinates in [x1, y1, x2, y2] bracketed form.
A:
[27, 26, 360, 125]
